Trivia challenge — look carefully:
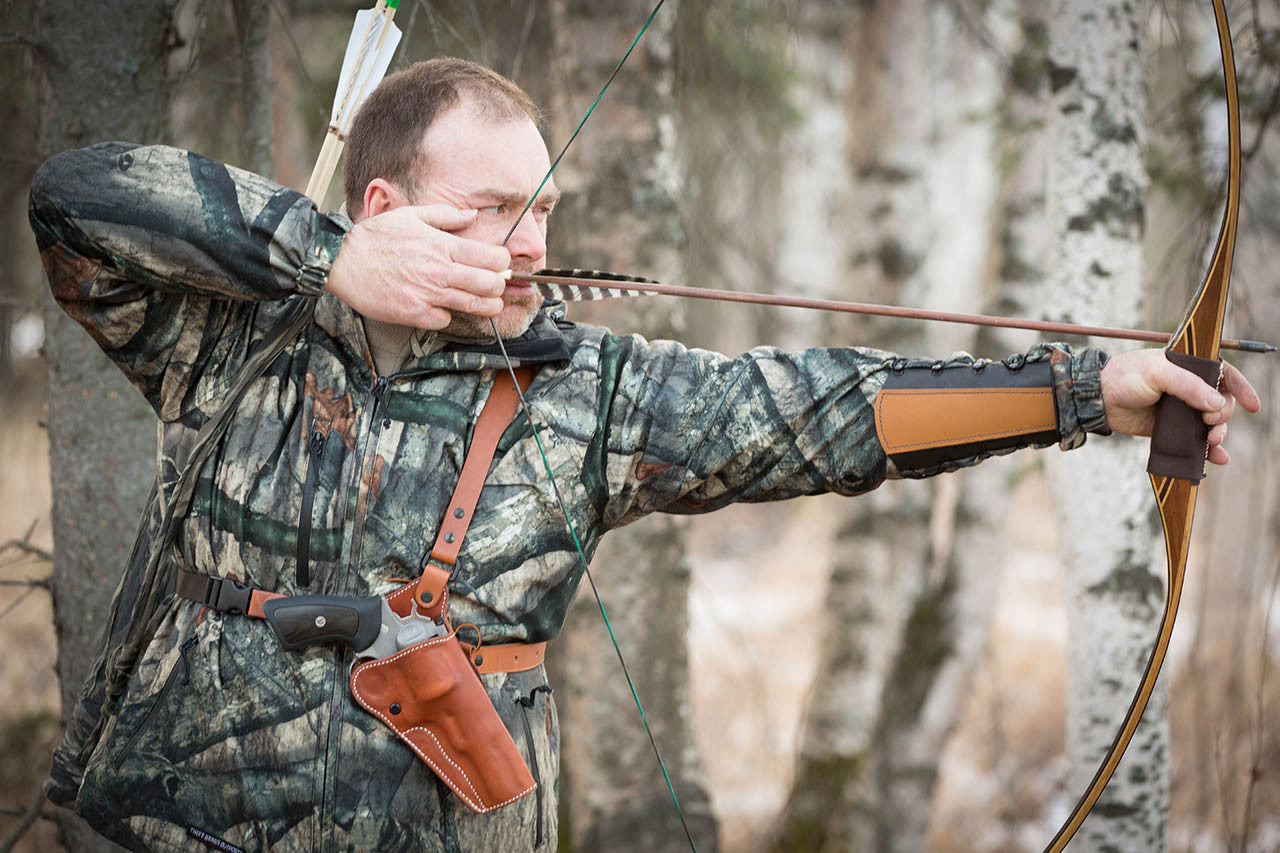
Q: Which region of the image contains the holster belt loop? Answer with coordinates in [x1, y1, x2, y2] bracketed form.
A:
[468, 641, 547, 675]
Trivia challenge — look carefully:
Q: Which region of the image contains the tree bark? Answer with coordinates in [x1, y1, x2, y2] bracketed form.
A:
[774, 1, 1009, 849]
[231, 0, 275, 177]
[1044, 2, 1164, 850]
[33, 3, 177, 850]
[544, 1, 718, 850]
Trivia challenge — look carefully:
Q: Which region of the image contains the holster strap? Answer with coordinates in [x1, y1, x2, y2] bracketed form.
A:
[415, 367, 533, 615]
[467, 640, 547, 675]
[175, 567, 546, 674]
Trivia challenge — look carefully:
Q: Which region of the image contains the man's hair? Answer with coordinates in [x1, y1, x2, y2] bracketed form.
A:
[343, 58, 540, 216]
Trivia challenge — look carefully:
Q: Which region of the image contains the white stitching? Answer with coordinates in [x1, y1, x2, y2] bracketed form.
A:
[350, 635, 534, 812]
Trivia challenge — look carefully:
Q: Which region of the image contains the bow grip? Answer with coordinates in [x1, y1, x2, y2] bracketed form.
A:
[1146, 351, 1223, 482]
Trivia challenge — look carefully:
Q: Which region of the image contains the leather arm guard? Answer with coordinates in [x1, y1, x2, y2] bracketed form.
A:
[874, 355, 1060, 475]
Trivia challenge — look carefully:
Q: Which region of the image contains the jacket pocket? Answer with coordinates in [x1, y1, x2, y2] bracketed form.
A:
[112, 635, 199, 769]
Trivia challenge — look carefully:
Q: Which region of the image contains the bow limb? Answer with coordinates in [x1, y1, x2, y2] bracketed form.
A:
[1045, 1, 1240, 849]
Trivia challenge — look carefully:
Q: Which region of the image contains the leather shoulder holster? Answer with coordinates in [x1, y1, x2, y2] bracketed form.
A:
[349, 366, 539, 814]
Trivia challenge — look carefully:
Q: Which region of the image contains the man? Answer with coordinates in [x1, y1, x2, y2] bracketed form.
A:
[30, 58, 1257, 852]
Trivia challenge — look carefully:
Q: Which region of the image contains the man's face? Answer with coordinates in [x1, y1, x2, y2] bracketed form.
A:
[410, 101, 558, 340]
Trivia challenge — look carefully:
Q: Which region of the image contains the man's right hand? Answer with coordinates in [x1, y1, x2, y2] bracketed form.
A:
[325, 205, 511, 329]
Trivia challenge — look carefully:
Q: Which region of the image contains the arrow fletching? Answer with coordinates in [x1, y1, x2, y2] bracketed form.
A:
[527, 268, 661, 302]
[305, 0, 402, 204]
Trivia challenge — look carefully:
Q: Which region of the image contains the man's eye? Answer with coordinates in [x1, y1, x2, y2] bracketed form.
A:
[479, 204, 505, 216]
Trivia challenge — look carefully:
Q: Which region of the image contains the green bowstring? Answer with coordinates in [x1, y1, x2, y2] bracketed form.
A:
[489, 2, 699, 850]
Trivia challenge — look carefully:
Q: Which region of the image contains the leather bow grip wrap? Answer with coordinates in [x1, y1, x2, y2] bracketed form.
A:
[349, 632, 536, 813]
[1146, 351, 1223, 483]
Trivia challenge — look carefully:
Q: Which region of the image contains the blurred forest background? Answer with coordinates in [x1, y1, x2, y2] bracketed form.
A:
[1, 1, 1278, 851]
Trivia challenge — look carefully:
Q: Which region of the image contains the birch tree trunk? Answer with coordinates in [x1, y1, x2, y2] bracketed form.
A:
[774, 1, 1009, 849]
[34, 3, 176, 850]
[1044, 2, 1164, 849]
[544, 2, 718, 850]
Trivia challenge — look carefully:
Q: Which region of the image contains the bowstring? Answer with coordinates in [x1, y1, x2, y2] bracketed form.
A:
[486, 2, 700, 850]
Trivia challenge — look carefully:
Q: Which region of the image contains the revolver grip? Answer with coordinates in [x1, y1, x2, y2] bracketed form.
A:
[262, 595, 384, 652]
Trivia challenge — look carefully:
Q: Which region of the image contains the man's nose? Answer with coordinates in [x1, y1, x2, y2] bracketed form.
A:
[506, 211, 546, 261]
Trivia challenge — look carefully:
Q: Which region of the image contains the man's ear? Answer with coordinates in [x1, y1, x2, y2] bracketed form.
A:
[361, 178, 408, 220]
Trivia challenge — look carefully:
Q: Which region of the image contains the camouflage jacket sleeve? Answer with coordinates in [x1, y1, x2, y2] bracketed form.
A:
[579, 333, 1108, 528]
[28, 142, 348, 421]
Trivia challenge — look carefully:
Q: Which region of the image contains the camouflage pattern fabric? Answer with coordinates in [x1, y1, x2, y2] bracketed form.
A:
[29, 143, 1109, 852]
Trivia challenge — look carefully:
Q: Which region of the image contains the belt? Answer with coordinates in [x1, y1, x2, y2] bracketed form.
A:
[176, 569, 546, 675]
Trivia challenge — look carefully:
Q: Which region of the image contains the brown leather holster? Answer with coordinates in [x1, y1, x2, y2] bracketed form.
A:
[350, 367, 537, 813]
[349, 626, 536, 812]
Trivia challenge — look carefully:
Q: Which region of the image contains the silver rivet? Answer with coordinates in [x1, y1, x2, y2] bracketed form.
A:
[314, 615, 327, 629]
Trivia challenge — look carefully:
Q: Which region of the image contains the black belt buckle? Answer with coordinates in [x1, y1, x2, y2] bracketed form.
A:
[207, 576, 253, 615]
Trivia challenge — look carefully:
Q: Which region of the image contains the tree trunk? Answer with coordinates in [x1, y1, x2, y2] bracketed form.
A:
[774, 1, 1009, 850]
[1044, 2, 1164, 850]
[33, 3, 177, 850]
[231, 0, 275, 177]
[545, 1, 718, 850]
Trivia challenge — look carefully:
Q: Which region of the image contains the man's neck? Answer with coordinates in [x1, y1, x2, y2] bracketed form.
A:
[362, 316, 439, 375]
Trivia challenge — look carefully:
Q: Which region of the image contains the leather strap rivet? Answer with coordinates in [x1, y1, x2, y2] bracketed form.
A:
[444, 532, 455, 543]
[420, 591, 433, 604]
[389, 703, 401, 715]
[453, 508, 465, 519]
[473, 655, 484, 666]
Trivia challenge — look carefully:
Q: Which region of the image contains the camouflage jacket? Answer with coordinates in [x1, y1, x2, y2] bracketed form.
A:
[30, 143, 1109, 852]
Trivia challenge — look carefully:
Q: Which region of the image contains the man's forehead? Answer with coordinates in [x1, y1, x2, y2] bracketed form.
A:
[418, 101, 550, 181]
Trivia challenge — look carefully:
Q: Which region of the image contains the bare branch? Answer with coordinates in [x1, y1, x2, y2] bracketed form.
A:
[0, 577, 50, 590]
[0, 539, 53, 564]
[0, 787, 48, 853]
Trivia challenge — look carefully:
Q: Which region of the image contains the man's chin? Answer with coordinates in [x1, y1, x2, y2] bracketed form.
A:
[442, 295, 542, 342]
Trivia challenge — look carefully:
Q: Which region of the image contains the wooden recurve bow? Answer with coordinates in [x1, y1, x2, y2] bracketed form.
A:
[1044, 0, 1241, 848]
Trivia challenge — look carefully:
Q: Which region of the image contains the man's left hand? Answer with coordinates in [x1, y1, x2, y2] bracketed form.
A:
[1101, 349, 1261, 465]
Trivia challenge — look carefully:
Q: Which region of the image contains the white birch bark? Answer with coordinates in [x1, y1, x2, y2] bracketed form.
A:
[774, 1, 1011, 849]
[1045, 2, 1165, 850]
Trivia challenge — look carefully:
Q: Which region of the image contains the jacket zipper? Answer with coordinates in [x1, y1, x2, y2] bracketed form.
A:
[345, 375, 390, 575]
[320, 374, 390, 851]
[296, 428, 327, 588]
[516, 686, 552, 848]
[113, 635, 199, 769]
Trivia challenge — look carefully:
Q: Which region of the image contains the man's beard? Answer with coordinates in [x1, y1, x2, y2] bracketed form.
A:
[440, 267, 543, 342]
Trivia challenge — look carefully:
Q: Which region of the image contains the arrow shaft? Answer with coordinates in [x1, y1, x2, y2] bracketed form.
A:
[514, 271, 1273, 353]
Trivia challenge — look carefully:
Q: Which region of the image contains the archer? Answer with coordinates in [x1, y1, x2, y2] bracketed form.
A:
[29, 57, 1257, 852]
